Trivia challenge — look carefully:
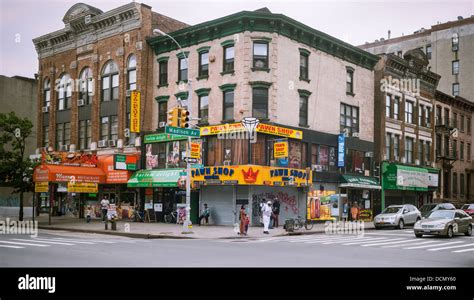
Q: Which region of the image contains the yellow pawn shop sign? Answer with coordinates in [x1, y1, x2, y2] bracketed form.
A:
[130, 91, 141, 133]
[190, 142, 201, 159]
[274, 142, 288, 158]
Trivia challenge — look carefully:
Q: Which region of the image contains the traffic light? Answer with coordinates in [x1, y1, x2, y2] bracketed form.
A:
[179, 108, 190, 128]
[167, 108, 178, 127]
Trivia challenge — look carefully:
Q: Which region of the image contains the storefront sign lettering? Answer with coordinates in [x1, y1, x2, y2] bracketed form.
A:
[130, 91, 140, 133]
[200, 123, 303, 139]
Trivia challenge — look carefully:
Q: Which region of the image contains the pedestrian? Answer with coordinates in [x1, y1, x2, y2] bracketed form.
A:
[262, 201, 272, 234]
[239, 205, 247, 235]
[198, 203, 210, 226]
[244, 211, 250, 235]
[86, 206, 92, 223]
[272, 198, 280, 228]
[342, 199, 349, 221]
[351, 201, 360, 221]
[100, 195, 110, 221]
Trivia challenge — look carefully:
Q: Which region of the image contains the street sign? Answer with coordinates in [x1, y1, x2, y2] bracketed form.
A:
[184, 157, 198, 164]
[165, 126, 200, 137]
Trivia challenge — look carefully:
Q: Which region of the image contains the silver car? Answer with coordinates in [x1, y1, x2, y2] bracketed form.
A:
[414, 209, 473, 238]
[374, 204, 422, 230]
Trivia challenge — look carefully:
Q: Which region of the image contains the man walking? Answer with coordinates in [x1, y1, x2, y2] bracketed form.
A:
[100, 195, 110, 221]
[198, 203, 210, 226]
[262, 201, 272, 234]
[272, 198, 280, 228]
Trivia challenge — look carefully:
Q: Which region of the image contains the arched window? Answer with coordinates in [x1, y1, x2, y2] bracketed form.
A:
[101, 60, 119, 102]
[79, 67, 93, 105]
[57, 74, 72, 110]
[43, 78, 51, 109]
[127, 54, 137, 91]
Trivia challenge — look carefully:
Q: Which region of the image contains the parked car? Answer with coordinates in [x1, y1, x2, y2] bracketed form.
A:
[414, 209, 472, 238]
[461, 203, 474, 216]
[419, 203, 456, 218]
[374, 204, 421, 230]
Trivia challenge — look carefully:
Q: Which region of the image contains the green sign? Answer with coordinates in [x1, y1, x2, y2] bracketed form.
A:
[144, 133, 187, 144]
[179, 172, 187, 176]
[340, 175, 381, 189]
[382, 163, 435, 191]
[165, 126, 200, 137]
[88, 194, 97, 197]
[127, 169, 184, 188]
[114, 154, 137, 171]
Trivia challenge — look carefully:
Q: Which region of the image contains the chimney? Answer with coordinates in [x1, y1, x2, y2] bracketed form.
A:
[388, 30, 391, 39]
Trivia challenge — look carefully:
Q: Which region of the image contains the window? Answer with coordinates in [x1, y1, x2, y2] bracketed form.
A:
[385, 133, 391, 159]
[425, 141, 431, 163]
[79, 68, 93, 105]
[252, 87, 268, 119]
[444, 136, 450, 157]
[453, 172, 458, 194]
[452, 60, 459, 75]
[460, 141, 464, 160]
[436, 134, 442, 157]
[199, 51, 209, 77]
[199, 95, 209, 123]
[426, 44, 432, 59]
[436, 106, 442, 125]
[444, 108, 450, 126]
[178, 56, 188, 81]
[43, 126, 49, 148]
[385, 94, 391, 118]
[78, 120, 91, 150]
[159, 60, 168, 86]
[100, 115, 118, 141]
[418, 104, 424, 126]
[405, 137, 414, 163]
[467, 117, 471, 134]
[223, 45, 234, 72]
[101, 61, 119, 102]
[425, 106, 431, 126]
[460, 174, 465, 195]
[394, 135, 400, 160]
[57, 74, 72, 110]
[299, 95, 309, 126]
[340, 103, 359, 134]
[461, 115, 465, 132]
[453, 112, 458, 128]
[127, 55, 137, 91]
[311, 144, 318, 166]
[468, 143, 471, 161]
[453, 83, 459, 96]
[393, 96, 400, 120]
[253, 42, 268, 69]
[405, 101, 413, 124]
[418, 140, 423, 165]
[452, 33, 459, 51]
[453, 139, 457, 158]
[158, 101, 167, 125]
[43, 78, 51, 108]
[223, 90, 234, 121]
[346, 68, 354, 94]
[55, 122, 70, 150]
[397, 51, 402, 57]
[300, 53, 309, 80]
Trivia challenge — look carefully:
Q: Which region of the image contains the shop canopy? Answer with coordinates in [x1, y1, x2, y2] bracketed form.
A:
[33, 164, 106, 183]
[339, 174, 381, 190]
[127, 169, 184, 188]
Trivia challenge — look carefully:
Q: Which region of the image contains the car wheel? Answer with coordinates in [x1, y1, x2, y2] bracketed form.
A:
[398, 219, 404, 230]
[415, 233, 423, 238]
[465, 225, 472, 237]
[447, 226, 454, 238]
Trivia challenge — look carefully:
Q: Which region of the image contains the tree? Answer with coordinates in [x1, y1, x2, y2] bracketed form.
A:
[0, 112, 39, 221]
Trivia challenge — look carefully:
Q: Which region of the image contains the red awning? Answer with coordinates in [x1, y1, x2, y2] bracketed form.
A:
[33, 164, 106, 183]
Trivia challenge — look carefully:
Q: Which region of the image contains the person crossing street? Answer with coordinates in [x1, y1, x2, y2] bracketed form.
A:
[262, 201, 272, 234]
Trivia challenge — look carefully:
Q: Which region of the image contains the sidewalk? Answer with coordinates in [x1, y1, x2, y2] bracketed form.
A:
[5, 214, 375, 239]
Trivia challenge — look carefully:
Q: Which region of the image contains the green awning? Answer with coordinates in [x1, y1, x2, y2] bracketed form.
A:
[127, 169, 184, 188]
[382, 163, 431, 191]
[340, 175, 381, 190]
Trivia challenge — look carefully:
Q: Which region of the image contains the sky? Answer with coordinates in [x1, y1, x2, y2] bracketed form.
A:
[0, 0, 472, 78]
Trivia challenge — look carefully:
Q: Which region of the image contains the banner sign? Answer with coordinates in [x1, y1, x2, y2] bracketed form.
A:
[337, 134, 345, 167]
[274, 142, 288, 158]
[130, 90, 140, 133]
[200, 123, 303, 139]
[35, 182, 49, 193]
[114, 154, 137, 171]
[67, 182, 98, 193]
[190, 143, 201, 159]
[144, 133, 187, 144]
[41, 150, 98, 167]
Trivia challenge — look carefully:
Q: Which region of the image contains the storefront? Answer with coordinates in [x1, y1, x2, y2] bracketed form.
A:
[338, 174, 381, 221]
[381, 162, 439, 209]
[191, 165, 311, 225]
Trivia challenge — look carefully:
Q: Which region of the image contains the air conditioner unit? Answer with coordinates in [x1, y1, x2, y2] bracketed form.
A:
[415, 159, 420, 165]
[117, 139, 124, 149]
[77, 99, 85, 106]
[352, 132, 360, 138]
[134, 137, 141, 147]
[69, 144, 76, 152]
[401, 157, 406, 163]
[312, 165, 323, 172]
[108, 140, 116, 147]
[42, 106, 49, 113]
[126, 90, 132, 97]
[98, 140, 107, 148]
[90, 142, 97, 150]
[383, 154, 387, 161]
[159, 122, 166, 128]
[425, 161, 431, 166]
[394, 156, 399, 162]
[60, 145, 69, 151]
[223, 160, 231, 166]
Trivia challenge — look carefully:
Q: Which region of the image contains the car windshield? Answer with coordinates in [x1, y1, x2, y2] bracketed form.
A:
[382, 207, 402, 214]
[428, 210, 455, 219]
[419, 204, 436, 213]
[461, 204, 474, 210]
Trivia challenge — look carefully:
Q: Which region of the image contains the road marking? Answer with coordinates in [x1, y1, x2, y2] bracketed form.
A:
[404, 241, 463, 249]
[360, 238, 410, 247]
[0, 244, 24, 249]
[0, 240, 49, 247]
[320, 236, 369, 244]
[47, 238, 99, 244]
[342, 238, 396, 245]
[428, 244, 474, 251]
[453, 248, 474, 253]
[12, 238, 75, 246]
[382, 240, 438, 248]
[303, 236, 361, 244]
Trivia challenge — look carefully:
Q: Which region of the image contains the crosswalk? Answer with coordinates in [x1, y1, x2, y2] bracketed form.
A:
[228, 233, 474, 254]
[0, 235, 151, 250]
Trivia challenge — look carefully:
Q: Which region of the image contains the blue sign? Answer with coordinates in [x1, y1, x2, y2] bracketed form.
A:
[338, 134, 345, 167]
[277, 158, 289, 167]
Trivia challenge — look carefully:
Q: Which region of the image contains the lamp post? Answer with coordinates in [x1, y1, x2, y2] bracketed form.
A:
[154, 29, 193, 233]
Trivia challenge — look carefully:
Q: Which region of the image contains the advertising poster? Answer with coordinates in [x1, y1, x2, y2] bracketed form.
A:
[146, 144, 158, 170]
[307, 190, 336, 221]
[359, 209, 373, 221]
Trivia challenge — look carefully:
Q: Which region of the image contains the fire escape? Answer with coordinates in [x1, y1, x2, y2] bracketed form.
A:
[435, 116, 457, 168]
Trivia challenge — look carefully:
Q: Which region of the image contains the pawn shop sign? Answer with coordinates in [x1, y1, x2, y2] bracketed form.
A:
[191, 142, 201, 159]
[130, 91, 141, 133]
[274, 142, 288, 158]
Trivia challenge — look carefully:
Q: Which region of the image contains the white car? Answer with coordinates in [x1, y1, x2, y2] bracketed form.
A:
[374, 204, 422, 230]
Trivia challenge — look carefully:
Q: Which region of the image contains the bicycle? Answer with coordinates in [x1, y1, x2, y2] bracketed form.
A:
[293, 216, 313, 230]
[164, 210, 177, 224]
[129, 209, 144, 222]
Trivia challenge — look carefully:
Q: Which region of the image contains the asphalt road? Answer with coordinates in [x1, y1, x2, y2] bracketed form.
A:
[0, 229, 472, 267]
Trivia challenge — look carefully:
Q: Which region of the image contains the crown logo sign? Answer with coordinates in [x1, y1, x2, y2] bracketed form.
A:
[242, 167, 259, 183]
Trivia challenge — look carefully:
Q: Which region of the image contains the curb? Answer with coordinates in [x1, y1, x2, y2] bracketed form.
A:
[38, 226, 194, 239]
